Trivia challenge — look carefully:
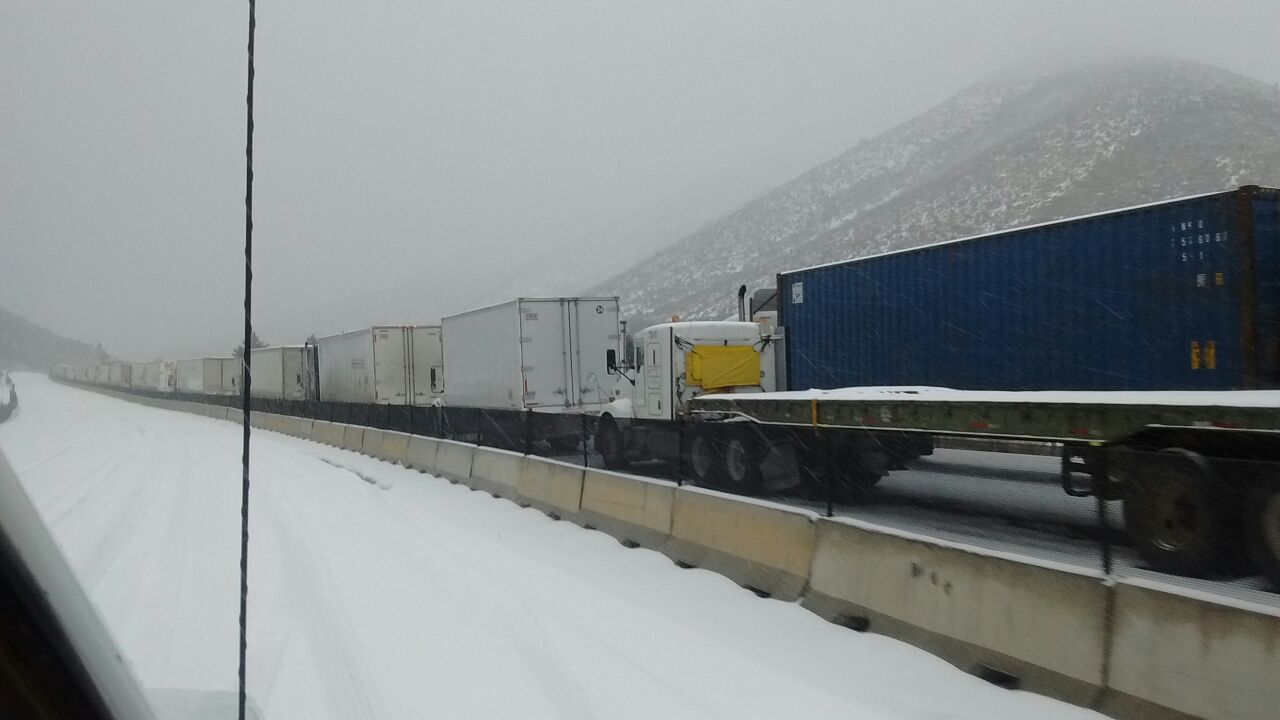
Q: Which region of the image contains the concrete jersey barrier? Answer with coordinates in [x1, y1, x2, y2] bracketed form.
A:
[433, 439, 474, 482]
[376, 431, 412, 466]
[361, 428, 386, 458]
[339, 424, 365, 452]
[577, 469, 675, 550]
[469, 447, 523, 499]
[309, 421, 345, 448]
[803, 516, 1108, 707]
[288, 416, 314, 440]
[664, 487, 816, 602]
[1102, 580, 1280, 720]
[515, 457, 584, 520]
[405, 436, 440, 474]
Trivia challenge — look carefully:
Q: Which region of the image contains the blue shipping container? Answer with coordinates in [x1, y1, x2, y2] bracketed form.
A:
[779, 186, 1280, 392]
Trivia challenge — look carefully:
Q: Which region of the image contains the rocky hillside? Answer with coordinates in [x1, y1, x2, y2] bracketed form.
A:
[0, 306, 105, 371]
[589, 57, 1280, 324]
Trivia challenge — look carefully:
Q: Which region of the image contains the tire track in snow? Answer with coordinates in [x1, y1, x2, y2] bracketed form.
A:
[359, 482, 724, 718]
[257, 468, 382, 720]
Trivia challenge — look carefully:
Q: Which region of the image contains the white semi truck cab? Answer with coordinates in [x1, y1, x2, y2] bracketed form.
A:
[595, 319, 777, 469]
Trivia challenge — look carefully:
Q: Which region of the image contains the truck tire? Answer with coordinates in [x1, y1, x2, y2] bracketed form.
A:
[687, 431, 723, 484]
[1248, 480, 1280, 589]
[1123, 449, 1231, 577]
[595, 421, 628, 470]
[723, 435, 763, 492]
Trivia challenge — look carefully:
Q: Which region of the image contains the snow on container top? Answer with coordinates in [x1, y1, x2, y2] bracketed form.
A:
[778, 186, 1280, 391]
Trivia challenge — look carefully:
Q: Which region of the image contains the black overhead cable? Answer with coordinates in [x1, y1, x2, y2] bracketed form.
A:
[238, 1, 256, 719]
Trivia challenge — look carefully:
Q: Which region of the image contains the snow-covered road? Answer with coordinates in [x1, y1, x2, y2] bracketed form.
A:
[0, 374, 1101, 720]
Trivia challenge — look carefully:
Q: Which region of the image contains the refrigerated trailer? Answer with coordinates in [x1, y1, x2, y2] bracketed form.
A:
[175, 358, 227, 394]
[129, 362, 146, 389]
[442, 298, 620, 412]
[441, 297, 620, 447]
[316, 325, 443, 405]
[249, 346, 316, 401]
[141, 361, 175, 393]
[107, 361, 130, 388]
[220, 357, 241, 395]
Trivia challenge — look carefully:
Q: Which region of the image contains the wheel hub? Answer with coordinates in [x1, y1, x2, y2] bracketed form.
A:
[691, 437, 714, 478]
[1148, 478, 1202, 552]
[725, 442, 748, 484]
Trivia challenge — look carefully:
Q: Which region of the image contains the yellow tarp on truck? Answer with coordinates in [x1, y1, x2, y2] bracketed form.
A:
[685, 345, 761, 392]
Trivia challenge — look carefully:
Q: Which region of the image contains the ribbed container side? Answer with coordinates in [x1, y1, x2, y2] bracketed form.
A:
[780, 187, 1279, 391]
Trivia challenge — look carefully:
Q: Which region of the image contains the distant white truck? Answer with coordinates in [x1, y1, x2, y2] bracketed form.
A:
[316, 325, 444, 405]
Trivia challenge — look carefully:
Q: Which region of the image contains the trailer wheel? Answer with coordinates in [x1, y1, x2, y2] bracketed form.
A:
[723, 435, 763, 492]
[595, 420, 628, 470]
[1123, 449, 1230, 577]
[1248, 481, 1280, 589]
[688, 431, 723, 484]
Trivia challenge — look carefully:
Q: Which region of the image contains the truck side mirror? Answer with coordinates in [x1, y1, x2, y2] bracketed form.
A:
[606, 349, 618, 374]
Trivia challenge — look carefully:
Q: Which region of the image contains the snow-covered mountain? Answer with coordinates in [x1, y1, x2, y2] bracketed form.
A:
[588, 57, 1280, 324]
[0, 306, 104, 371]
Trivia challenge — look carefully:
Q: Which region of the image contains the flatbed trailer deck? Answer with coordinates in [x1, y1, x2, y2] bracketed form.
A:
[693, 388, 1280, 443]
[691, 388, 1280, 586]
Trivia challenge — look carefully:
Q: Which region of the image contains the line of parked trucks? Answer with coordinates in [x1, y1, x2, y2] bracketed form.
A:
[53, 186, 1280, 586]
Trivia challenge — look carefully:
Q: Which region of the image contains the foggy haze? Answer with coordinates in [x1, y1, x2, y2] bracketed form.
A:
[3, 0, 1279, 360]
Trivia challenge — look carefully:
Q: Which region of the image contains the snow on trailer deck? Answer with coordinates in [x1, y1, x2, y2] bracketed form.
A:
[0, 375, 1101, 720]
[706, 385, 1280, 407]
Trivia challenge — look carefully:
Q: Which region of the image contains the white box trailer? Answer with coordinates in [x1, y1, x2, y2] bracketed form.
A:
[175, 358, 225, 394]
[316, 325, 443, 405]
[129, 362, 147, 389]
[107, 361, 130, 387]
[142, 361, 175, 392]
[410, 325, 445, 404]
[219, 357, 242, 396]
[249, 346, 315, 401]
[442, 297, 620, 412]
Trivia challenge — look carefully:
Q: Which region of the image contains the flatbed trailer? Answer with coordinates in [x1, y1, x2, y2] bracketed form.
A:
[691, 388, 1280, 585]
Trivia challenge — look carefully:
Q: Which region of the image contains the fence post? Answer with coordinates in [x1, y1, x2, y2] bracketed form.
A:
[1096, 449, 1112, 576]
[476, 407, 484, 446]
[824, 429, 835, 518]
[675, 416, 685, 487]
[581, 413, 589, 467]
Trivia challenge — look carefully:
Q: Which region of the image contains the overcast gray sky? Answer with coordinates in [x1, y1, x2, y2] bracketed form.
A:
[4, 1, 1279, 359]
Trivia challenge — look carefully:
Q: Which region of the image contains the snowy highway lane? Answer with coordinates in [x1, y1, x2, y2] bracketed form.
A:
[0, 374, 1102, 720]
